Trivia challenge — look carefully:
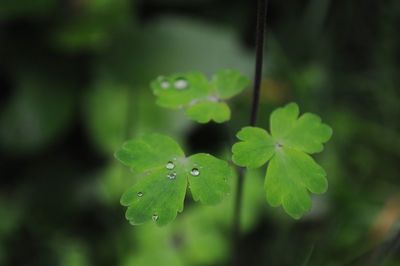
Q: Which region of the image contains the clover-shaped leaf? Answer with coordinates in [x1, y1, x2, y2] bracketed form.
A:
[115, 134, 231, 226]
[151, 69, 250, 123]
[232, 103, 332, 219]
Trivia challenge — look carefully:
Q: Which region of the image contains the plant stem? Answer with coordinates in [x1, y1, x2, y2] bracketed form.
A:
[232, 0, 268, 264]
[250, 0, 268, 127]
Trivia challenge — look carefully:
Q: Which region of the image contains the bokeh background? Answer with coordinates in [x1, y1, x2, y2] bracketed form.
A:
[1, 0, 399, 265]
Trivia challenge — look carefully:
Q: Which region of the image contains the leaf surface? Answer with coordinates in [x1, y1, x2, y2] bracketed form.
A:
[116, 134, 231, 225]
[212, 69, 251, 99]
[187, 153, 230, 205]
[151, 69, 249, 123]
[185, 101, 230, 123]
[232, 102, 332, 218]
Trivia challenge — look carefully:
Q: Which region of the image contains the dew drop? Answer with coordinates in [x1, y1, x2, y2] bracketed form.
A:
[137, 192, 143, 197]
[160, 81, 170, 89]
[190, 168, 200, 176]
[167, 172, 177, 180]
[174, 78, 189, 90]
[152, 214, 159, 222]
[166, 161, 175, 170]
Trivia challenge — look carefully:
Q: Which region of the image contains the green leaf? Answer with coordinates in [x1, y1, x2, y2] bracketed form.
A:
[120, 167, 188, 226]
[115, 134, 231, 226]
[187, 154, 231, 204]
[265, 147, 328, 219]
[232, 102, 332, 219]
[185, 101, 230, 123]
[212, 69, 251, 99]
[232, 127, 275, 169]
[271, 103, 332, 153]
[83, 81, 132, 154]
[115, 134, 184, 172]
[151, 69, 249, 123]
[151, 72, 210, 109]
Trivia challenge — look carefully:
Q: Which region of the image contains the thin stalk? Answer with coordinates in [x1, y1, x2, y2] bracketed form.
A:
[249, 0, 268, 127]
[232, 0, 268, 265]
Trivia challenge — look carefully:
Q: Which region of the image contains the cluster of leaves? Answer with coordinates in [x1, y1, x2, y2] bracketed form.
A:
[232, 103, 332, 218]
[123, 169, 265, 266]
[3, 0, 399, 264]
[151, 69, 250, 123]
[115, 134, 230, 226]
[116, 70, 332, 226]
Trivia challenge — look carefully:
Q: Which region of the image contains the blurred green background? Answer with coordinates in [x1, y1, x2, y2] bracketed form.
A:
[0, 0, 399, 265]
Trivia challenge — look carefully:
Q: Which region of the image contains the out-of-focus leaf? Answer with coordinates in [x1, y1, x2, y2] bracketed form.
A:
[0, 0, 57, 19]
[56, 240, 89, 266]
[185, 101, 230, 124]
[151, 69, 249, 123]
[53, 0, 132, 51]
[83, 81, 132, 154]
[97, 162, 135, 204]
[122, 225, 184, 266]
[0, 73, 74, 154]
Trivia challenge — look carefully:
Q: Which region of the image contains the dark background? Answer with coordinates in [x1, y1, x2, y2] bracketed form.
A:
[0, 0, 399, 265]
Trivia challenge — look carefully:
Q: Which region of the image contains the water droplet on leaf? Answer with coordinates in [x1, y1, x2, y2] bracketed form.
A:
[166, 161, 175, 170]
[137, 192, 143, 197]
[174, 78, 188, 90]
[190, 168, 200, 176]
[152, 214, 159, 221]
[160, 81, 170, 89]
[167, 172, 177, 180]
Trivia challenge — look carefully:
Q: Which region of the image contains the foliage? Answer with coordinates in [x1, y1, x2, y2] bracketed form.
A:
[1, 0, 400, 265]
[232, 102, 332, 218]
[0, 72, 74, 154]
[115, 134, 231, 225]
[83, 80, 132, 154]
[151, 69, 250, 123]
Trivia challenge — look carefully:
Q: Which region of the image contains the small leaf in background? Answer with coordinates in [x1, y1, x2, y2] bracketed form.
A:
[185, 101, 230, 124]
[232, 102, 332, 218]
[96, 162, 135, 205]
[0, 199, 22, 265]
[0, 73, 74, 154]
[151, 69, 250, 123]
[52, 0, 132, 51]
[0, 0, 57, 19]
[211, 69, 251, 99]
[54, 239, 89, 266]
[115, 133, 231, 226]
[83, 81, 132, 155]
[121, 224, 184, 266]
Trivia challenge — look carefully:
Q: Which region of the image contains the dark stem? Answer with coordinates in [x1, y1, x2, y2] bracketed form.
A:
[232, 0, 268, 265]
[250, 0, 268, 127]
